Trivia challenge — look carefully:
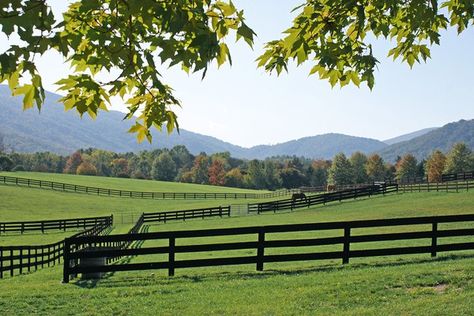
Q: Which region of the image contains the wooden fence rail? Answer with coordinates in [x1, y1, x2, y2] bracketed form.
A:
[62, 213, 474, 282]
[0, 215, 113, 234]
[142, 206, 231, 224]
[0, 175, 297, 200]
[248, 184, 399, 214]
[0, 216, 113, 279]
[399, 181, 474, 193]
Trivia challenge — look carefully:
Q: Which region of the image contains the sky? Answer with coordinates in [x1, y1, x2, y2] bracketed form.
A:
[1, 1, 473, 148]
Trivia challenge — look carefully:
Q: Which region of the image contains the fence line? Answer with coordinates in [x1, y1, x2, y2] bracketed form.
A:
[0, 175, 297, 200]
[0, 215, 113, 234]
[0, 215, 113, 279]
[248, 184, 399, 214]
[62, 213, 474, 282]
[399, 181, 474, 193]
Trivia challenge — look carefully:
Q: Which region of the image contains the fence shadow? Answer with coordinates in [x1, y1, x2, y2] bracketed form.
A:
[71, 252, 474, 289]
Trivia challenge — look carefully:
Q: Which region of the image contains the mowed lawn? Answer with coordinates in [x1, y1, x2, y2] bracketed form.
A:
[0, 171, 270, 193]
[0, 182, 473, 315]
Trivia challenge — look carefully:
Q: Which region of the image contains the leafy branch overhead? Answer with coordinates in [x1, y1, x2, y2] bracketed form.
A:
[1, 1, 473, 141]
[257, 0, 474, 89]
[0, 0, 255, 142]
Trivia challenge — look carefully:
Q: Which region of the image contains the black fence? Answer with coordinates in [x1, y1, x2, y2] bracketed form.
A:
[248, 184, 398, 214]
[399, 181, 474, 193]
[0, 215, 113, 234]
[0, 216, 113, 278]
[63, 213, 474, 282]
[0, 175, 295, 200]
[142, 206, 231, 224]
[442, 171, 474, 182]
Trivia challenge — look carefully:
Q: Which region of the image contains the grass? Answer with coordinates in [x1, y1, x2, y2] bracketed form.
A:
[0, 171, 270, 193]
[1, 172, 474, 315]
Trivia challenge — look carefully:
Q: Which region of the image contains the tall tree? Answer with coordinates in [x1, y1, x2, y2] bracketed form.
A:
[309, 160, 330, 187]
[63, 151, 82, 174]
[396, 154, 418, 181]
[426, 150, 447, 182]
[208, 158, 226, 186]
[365, 154, 386, 182]
[110, 158, 129, 178]
[190, 154, 210, 184]
[328, 153, 353, 185]
[350, 152, 368, 184]
[444, 143, 474, 174]
[151, 152, 177, 181]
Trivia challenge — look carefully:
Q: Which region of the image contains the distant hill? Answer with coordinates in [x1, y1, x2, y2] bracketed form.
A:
[0, 86, 247, 156]
[383, 127, 438, 145]
[246, 134, 387, 159]
[0, 86, 388, 159]
[378, 119, 474, 162]
[1, 86, 472, 161]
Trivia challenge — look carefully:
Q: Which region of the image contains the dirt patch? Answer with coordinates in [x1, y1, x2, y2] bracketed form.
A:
[433, 283, 448, 293]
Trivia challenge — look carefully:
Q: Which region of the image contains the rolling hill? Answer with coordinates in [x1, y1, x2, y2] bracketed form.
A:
[0, 86, 387, 159]
[377, 119, 474, 162]
[383, 127, 439, 145]
[1, 86, 472, 160]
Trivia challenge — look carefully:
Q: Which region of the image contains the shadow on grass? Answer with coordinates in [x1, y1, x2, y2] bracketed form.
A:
[72, 252, 474, 289]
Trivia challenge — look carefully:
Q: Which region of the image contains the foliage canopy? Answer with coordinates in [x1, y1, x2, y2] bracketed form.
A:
[1, 0, 473, 140]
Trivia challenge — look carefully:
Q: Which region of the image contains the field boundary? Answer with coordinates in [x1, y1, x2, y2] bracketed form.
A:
[63, 213, 474, 282]
[0, 215, 113, 234]
[0, 215, 113, 279]
[0, 175, 296, 200]
[248, 184, 399, 213]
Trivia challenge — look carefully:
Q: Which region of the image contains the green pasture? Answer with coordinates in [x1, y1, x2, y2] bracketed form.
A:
[0, 172, 473, 315]
[0, 171, 270, 193]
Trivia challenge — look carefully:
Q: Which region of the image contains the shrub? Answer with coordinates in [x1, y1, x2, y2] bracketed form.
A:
[12, 165, 25, 172]
[76, 161, 97, 176]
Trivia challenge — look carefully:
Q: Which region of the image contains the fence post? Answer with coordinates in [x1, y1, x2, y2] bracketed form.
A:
[62, 238, 71, 283]
[256, 230, 265, 271]
[343, 227, 351, 264]
[19, 248, 23, 274]
[0, 248, 3, 278]
[431, 222, 438, 258]
[168, 237, 175, 277]
[10, 249, 14, 277]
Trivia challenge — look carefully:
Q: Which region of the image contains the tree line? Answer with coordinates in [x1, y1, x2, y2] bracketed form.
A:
[0, 142, 473, 190]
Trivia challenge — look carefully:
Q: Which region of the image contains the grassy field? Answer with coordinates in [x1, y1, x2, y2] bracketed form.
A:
[1, 172, 474, 315]
[0, 171, 270, 193]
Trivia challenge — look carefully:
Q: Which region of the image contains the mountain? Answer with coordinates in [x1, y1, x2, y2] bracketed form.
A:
[1, 86, 472, 161]
[383, 127, 438, 145]
[0, 86, 247, 156]
[0, 86, 388, 159]
[246, 134, 387, 160]
[378, 119, 474, 162]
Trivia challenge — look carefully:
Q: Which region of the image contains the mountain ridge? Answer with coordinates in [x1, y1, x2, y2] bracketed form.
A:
[1, 86, 472, 161]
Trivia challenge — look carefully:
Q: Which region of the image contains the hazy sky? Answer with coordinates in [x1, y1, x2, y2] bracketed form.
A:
[1, 1, 473, 147]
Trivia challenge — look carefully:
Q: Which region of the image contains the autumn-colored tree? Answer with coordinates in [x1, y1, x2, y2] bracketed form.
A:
[328, 153, 353, 185]
[309, 160, 331, 187]
[224, 168, 244, 188]
[365, 154, 386, 182]
[76, 161, 97, 176]
[191, 154, 210, 184]
[444, 143, 474, 174]
[396, 154, 418, 181]
[110, 158, 129, 178]
[426, 150, 446, 182]
[63, 151, 82, 174]
[208, 159, 226, 186]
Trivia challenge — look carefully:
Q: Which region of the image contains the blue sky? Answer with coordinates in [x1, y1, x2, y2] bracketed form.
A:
[1, 1, 473, 147]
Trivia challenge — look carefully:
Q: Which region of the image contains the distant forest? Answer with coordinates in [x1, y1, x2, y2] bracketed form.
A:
[0, 137, 473, 190]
